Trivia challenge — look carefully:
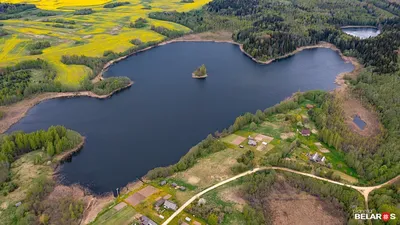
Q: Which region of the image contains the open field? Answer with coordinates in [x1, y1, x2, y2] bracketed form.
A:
[0, 0, 210, 86]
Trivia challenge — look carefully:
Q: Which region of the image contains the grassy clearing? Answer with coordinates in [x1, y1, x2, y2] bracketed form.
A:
[0, 0, 211, 86]
[0, 151, 52, 207]
[173, 148, 242, 189]
[91, 206, 137, 225]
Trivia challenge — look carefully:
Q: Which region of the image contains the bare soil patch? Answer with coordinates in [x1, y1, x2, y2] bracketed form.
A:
[114, 202, 127, 211]
[341, 96, 381, 137]
[320, 148, 330, 153]
[137, 185, 158, 198]
[267, 180, 346, 225]
[231, 136, 246, 145]
[188, 176, 201, 185]
[125, 193, 145, 206]
[255, 134, 274, 142]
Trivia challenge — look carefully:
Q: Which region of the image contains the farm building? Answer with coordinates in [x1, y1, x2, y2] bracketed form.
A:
[154, 199, 165, 208]
[301, 129, 311, 136]
[248, 136, 257, 146]
[309, 153, 326, 163]
[164, 200, 178, 211]
[139, 216, 158, 225]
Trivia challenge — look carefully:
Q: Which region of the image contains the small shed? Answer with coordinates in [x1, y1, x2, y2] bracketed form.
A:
[301, 129, 311, 136]
[160, 180, 167, 186]
[139, 216, 158, 225]
[154, 199, 165, 208]
[306, 104, 314, 109]
[179, 186, 186, 191]
[171, 183, 178, 188]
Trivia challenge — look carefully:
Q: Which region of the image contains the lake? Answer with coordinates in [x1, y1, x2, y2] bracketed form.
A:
[342, 27, 381, 39]
[8, 42, 354, 194]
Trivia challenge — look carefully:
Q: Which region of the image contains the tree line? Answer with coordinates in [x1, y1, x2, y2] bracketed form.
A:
[0, 126, 82, 165]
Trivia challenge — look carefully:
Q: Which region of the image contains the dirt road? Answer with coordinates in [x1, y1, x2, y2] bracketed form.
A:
[162, 167, 399, 225]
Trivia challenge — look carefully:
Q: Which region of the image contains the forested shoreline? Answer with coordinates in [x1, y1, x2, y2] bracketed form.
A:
[0, 126, 86, 225]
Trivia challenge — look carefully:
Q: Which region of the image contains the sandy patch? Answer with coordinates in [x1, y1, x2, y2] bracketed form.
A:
[231, 136, 246, 145]
[320, 148, 330, 153]
[114, 202, 127, 211]
[188, 176, 201, 184]
[280, 132, 295, 140]
[255, 134, 274, 142]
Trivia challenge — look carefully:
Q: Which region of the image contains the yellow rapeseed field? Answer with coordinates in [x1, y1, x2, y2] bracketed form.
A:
[0, 0, 211, 86]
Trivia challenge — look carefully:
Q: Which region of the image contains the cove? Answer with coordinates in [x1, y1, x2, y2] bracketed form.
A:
[342, 27, 380, 39]
[7, 42, 354, 194]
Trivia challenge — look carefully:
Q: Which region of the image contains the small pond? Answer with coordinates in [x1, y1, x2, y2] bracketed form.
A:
[353, 115, 366, 130]
[342, 27, 381, 39]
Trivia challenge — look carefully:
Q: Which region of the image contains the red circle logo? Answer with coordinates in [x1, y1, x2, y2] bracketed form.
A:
[382, 212, 391, 222]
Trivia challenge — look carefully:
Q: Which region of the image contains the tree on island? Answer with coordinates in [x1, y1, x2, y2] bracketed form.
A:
[192, 64, 208, 78]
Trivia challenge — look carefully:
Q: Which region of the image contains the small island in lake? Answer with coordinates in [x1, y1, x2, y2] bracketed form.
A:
[192, 64, 208, 79]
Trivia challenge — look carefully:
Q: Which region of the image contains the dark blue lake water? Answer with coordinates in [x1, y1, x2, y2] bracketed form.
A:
[8, 42, 354, 194]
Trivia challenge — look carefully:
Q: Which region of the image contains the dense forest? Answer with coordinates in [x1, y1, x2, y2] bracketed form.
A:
[103, 1, 130, 8]
[0, 126, 82, 166]
[369, 181, 400, 225]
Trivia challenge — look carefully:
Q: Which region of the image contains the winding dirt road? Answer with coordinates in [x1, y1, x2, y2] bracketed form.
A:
[162, 167, 399, 225]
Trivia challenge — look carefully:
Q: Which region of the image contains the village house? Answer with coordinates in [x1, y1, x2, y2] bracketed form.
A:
[139, 216, 158, 225]
[171, 183, 177, 188]
[301, 129, 311, 137]
[248, 136, 257, 146]
[160, 180, 167, 186]
[163, 200, 178, 211]
[309, 153, 326, 163]
[154, 198, 165, 210]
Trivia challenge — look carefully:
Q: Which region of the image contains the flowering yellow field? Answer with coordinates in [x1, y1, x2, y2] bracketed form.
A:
[0, 0, 211, 86]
